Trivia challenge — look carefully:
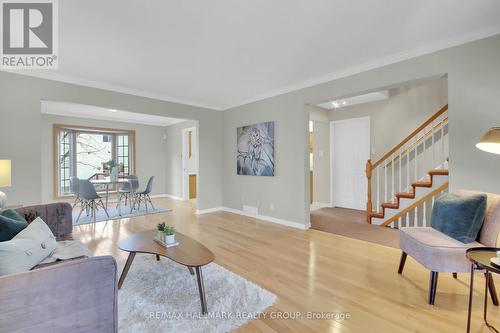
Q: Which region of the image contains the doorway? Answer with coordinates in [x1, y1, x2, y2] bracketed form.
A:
[182, 127, 198, 201]
[330, 117, 370, 210]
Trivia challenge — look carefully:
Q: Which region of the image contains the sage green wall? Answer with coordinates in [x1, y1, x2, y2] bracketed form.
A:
[0, 72, 223, 209]
[223, 34, 500, 227]
[164, 120, 199, 199]
[1, 35, 499, 227]
[40, 114, 169, 203]
[329, 77, 448, 160]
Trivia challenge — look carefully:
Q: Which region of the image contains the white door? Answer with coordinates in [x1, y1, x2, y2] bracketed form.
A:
[330, 117, 370, 210]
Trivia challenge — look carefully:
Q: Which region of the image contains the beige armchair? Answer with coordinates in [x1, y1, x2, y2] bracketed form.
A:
[398, 190, 500, 305]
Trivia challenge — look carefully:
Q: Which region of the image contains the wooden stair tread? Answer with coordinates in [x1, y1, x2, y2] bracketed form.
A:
[370, 212, 384, 219]
[396, 192, 415, 199]
[412, 180, 432, 188]
[381, 202, 399, 209]
[429, 169, 449, 176]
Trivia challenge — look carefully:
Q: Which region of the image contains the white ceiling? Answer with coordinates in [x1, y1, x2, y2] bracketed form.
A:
[41, 101, 186, 127]
[13, 1, 500, 110]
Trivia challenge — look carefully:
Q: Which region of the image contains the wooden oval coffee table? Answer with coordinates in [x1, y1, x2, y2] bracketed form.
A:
[118, 230, 215, 314]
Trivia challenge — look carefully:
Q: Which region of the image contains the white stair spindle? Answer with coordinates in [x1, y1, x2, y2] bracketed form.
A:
[391, 154, 395, 201]
[399, 148, 402, 193]
[441, 120, 445, 169]
[422, 127, 426, 179]
[423, 201, 427, 227]
[385, 160, 388, 203]
[406, 148, 410, 191]
[414, 136, 418, 189]
[376, 166, 380, 209]
[415, 204, 419, 226]
[432, 120, 435, 169]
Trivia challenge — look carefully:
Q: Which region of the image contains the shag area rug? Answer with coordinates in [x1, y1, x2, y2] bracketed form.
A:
[118, 255, 277, 333]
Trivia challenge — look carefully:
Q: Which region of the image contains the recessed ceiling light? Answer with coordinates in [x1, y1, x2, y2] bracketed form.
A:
[342, 101, 347, 105]
[109, 109, 118, 113]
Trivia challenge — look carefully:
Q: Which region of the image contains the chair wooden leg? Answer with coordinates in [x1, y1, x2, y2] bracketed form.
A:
[398, 251, 407, 274]
[428, 271, 439, 305]
[453, 273, 458, 279]
[486, 272, 499, 306]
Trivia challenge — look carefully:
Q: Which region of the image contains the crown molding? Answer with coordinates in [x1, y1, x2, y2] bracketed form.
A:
[222, 27, 500, 110]
[2, 27, 499, 112]
[0, 70, 225, 111]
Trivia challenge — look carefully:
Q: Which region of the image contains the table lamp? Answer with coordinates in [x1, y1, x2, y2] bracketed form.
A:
[0, 160, 11, 209]
[477, 128, 500, 154]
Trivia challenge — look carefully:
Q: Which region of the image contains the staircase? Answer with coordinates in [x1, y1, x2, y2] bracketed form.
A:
[365, 104, 449, 228]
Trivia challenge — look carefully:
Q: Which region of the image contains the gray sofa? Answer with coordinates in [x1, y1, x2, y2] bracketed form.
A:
[0, 203, 118, 333]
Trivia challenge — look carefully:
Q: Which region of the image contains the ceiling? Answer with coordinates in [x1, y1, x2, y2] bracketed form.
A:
[41, 101, 186, 127]
[14, 1, 500, 110]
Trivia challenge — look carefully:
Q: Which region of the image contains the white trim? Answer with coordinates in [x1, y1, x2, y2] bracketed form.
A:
[1, 70, 223, 111]
[41, 100, 186, 127]
[3, 28, 499, 111]
[195, 207, 224, 215]
[194, 206, 310, 230]
[161, 194, 185, 201]
[312, 202, 330, 208]
[330, 116, 370, 209]
[182, 127, 198, 201]
[223, 27, 500, 109]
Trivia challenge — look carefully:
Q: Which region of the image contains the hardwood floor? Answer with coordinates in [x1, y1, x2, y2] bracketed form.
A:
[73, 197, 500, 333]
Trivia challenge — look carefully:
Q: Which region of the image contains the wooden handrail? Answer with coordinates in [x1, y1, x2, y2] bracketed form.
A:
[372, 104, 448, 169]
[384, 116, 448, 169]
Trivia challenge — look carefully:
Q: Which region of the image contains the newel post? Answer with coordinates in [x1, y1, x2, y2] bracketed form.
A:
[365, 159, 373, 224]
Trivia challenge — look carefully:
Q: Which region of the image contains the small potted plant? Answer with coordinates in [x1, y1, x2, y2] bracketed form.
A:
[164, 226, 175, 245]
[157, 222, 166, 242]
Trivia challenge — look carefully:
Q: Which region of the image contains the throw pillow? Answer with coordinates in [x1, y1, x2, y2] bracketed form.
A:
[431, 193, 487, 243]
[0, 217, 57, 276]
[0, 209, 29, 242]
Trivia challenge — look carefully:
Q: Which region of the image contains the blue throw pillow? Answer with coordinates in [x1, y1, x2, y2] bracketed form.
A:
[431, 193, 487, 244]
[0, 209, 29, 242]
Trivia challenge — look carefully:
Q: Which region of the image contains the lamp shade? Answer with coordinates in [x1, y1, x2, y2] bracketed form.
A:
[476, 128, 500, 155]
[0, 160, 11, 187]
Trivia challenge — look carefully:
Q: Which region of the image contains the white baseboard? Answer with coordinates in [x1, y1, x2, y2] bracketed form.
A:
[195, 207, 224, 215]
[312, 202, 330, 208]
[161, 194, 185, 201]
[195, 206, 310, 230]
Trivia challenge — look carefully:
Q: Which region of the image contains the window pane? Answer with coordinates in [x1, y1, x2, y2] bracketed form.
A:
[58, 129, 72, 195]
[56, 128, 133, 196]
[76, 132, 112, 180]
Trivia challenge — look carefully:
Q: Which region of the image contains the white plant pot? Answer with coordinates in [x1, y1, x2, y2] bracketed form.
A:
[166, 234, 175, 245]
[157, 231, 165, 242]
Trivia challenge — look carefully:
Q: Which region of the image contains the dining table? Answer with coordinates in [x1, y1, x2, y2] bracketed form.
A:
[89, 178, 135, 215]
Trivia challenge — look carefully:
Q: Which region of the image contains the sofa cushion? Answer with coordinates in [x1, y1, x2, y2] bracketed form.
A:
[431, 193, 487, 243]
[400, 227, 482, 272]
[0, 217, 57, 276]
[38, 240, 93, 267]
[0, 209, 29, 241]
